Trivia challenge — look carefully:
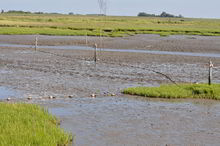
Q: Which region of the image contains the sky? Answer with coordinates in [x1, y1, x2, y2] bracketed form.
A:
[1, 0, 220, 18]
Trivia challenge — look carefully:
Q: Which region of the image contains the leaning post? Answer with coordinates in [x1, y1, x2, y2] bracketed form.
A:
[35, 36, 38, 51]
[208, 60, 213, 85]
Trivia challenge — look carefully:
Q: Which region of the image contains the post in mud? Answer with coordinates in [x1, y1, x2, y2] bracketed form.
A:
[208, 60, 214, 85]
[35, 36, 38, 51]
[94, 43, 97, 63]
[85, 32, 88, 46]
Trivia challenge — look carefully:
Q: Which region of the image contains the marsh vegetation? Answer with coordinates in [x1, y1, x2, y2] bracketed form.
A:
[0, 103, 72, 146]
[123, 84, 220, 100]
[0, 13, 220, 37]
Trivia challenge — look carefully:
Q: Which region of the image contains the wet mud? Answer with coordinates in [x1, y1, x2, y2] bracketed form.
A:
[0, 34, 220, 53]
[0, 34, 220, 145]
[38, 97, 220, 146]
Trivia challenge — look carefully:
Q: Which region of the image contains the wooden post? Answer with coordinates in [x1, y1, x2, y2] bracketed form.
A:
[208, 60, 213, 85]
[100, 29, 102, 49]
[85, 32, 88, 46]
[94, 43, 97, 63]
[35, 36, 38, 51]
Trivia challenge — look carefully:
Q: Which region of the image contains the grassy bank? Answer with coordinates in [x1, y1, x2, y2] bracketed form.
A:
[0, 13, 220, 37]
[0, 103, 72, 146]
[123, 84, 220, 100]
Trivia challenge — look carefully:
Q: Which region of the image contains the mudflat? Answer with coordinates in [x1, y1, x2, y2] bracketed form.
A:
[0, 34, 220, 53]
[0, 34, 220, 145]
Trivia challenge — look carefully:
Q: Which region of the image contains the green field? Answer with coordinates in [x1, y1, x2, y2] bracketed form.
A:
[0, 103, 72, 146]
[0, 13, 220, 37]
[123, 84, 220, 100]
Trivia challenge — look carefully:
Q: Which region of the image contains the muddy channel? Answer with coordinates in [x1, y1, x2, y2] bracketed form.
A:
[0, 34, 220, 145]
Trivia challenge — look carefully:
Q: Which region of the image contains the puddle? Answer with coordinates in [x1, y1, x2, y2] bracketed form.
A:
[0, 86, 20, 100]
[1, 43, 220, 58]
[0, 70, 12, 74]
[39, 96, 220, 146]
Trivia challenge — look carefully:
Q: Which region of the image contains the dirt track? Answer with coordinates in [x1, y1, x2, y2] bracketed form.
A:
[0, 34, 220, 145]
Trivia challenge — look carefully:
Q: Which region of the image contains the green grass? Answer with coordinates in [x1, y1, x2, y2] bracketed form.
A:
[0, 103, 72, 146]
[0, 13, 220, 37]
[123, 84, 220, 100]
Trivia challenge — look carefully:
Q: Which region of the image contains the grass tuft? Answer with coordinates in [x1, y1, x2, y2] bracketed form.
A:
[0, 103, 73, 146]
[123, 84, 220, 100]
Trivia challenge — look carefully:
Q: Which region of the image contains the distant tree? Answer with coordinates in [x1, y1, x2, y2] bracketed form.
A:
[34, 12, 44, 14]
[138, 12, 146, 17]
[68, 12, 74, 15]
[49, 12, 61, 15]
[160, 11, 175, 17]
[1, 9, 4, 14]
[138, 12, 156, 17]
[6, 10, 31, 14]
[138, 12, 183, 18]
[178, 14, 183, 18]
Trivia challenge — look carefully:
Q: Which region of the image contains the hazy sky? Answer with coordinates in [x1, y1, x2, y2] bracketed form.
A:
[1, 0, 220, 18]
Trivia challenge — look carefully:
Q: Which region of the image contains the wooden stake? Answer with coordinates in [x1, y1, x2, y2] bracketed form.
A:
[35, 36, 38, 51]
[94, 43, 97, 62]
[85, 32, 88, 46]
[100, 29, 102, 49]
[208, 60, 213, 85]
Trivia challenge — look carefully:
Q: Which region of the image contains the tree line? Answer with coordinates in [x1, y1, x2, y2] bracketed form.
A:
[0, 10, 105, 16]
[138, 12, 183, 18]
[0, 10, 63, 15]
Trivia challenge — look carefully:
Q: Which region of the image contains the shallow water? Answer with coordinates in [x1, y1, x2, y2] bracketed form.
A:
[38, 96, 220, 146]
[0, 86, 20, 99]
[1, 43, 220, 58]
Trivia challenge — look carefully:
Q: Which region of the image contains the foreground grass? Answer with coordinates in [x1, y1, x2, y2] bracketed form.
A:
[123, 84, 220, 100]
[0, 103, 72, 146]
[0, 13, 220, 37]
